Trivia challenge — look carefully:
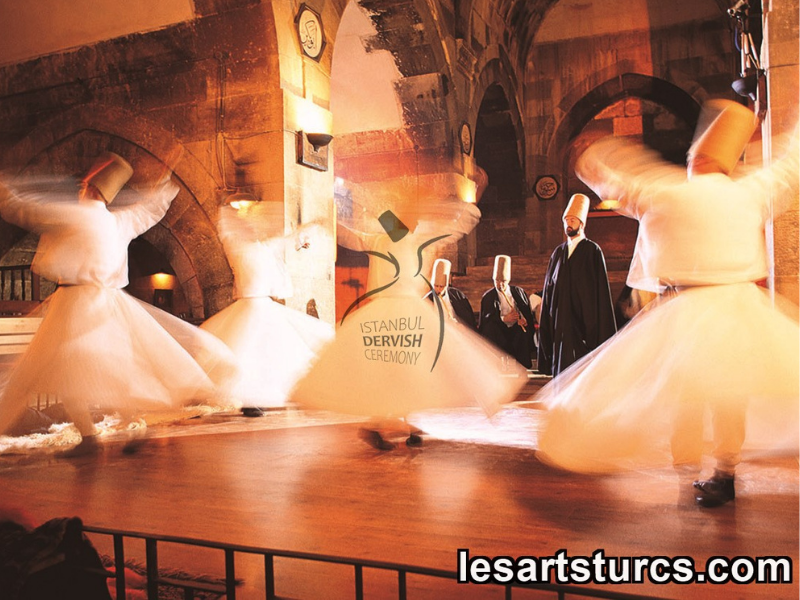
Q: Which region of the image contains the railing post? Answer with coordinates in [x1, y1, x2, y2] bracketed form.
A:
[225, 548, 236, 599]
[264, 554, 276, 600]
[80, 526, 666, 600]
[113, 533, 126, 600]
[18, 268, 26, 301]
[31, 272, 40, 301]
[145, 538, 159, 600]
[354, 564, 363, 600]
[264, 554, 275, 600]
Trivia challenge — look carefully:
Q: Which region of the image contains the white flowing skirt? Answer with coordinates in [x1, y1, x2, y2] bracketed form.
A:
[0, 285, 238, 434]
[291, 295, 528, 418]
[200, 297, 334, 407]
[537, 282, 799, 473]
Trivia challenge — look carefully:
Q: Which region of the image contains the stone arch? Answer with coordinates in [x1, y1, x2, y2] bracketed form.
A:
[533, 73, 701, 239]
[474, 84, 525, 217]
[0, 104, 232, 320]
[541, 74, 702, 277]
[470, 54, 525, 173]
[549, 74, 700, 210]
[548, 73, 702, 163]
[465, 54, 527, 259]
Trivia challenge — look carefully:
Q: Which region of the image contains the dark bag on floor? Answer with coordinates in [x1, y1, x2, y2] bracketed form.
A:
[0, 516, 112, 600]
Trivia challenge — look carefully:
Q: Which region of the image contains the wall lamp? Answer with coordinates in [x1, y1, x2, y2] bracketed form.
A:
[297, 131, 333, 171]
[225, 191, 260, 210]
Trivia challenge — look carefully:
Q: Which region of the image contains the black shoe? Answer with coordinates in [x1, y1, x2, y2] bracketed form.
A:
[359, 428, 395, 451]
[121, 438, 147, 455]
[57, 436, 100, 458]
[406, 433, 423, 447]
[693, 473, 735, 508]
[242, 407, 264, 418]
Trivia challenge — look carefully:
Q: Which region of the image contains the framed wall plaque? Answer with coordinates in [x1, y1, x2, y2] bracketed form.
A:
[534, 175, 559, 200]
[459, 122, 472, 155]
[296, 4, 325, 61]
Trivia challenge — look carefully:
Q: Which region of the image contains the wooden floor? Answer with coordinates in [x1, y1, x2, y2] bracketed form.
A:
[0, 403, 797, 600]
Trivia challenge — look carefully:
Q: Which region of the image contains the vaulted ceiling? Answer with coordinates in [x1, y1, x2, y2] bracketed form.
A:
[483, 0, 729, 69]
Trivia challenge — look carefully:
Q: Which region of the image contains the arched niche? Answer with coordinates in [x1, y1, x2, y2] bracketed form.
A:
[550, 77, 701, 301]
[534, 74, 701, 255]
[0, 107, 233, 320]
[472, 82, 526, 259]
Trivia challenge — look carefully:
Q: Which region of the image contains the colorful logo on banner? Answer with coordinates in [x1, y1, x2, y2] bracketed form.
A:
[340, 210, 450, 372]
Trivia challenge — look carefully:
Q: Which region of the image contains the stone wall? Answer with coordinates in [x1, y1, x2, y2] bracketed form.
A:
[0, 0, 339, 322]
[763, 0, 800, 311]
[525, 18, 738, 256]
[0, 0, 795, 324]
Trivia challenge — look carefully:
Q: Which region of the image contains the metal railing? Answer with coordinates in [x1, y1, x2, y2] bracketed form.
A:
[83, 525, 669, 600]
[0, 264, 40, 302]
[0, 264, 41, 315]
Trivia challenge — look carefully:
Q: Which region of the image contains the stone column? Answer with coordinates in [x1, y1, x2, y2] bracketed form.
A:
[763, 0, 799, 313]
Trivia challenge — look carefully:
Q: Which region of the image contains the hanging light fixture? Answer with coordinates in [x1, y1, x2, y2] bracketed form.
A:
[727, 0, 765, 109]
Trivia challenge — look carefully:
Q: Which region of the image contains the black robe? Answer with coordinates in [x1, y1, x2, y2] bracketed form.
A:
[478, 285, 535, 368]
[424, 286, 477, 330]
[537, 238, 617, 376]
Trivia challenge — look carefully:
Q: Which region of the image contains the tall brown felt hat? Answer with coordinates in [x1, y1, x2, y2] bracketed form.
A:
[84, 153, 134, 204]
[432, 258, 451, 288]
[688, 100, 758, 175]
[493, 255, 511, 281]
[563, 193, 590, 224]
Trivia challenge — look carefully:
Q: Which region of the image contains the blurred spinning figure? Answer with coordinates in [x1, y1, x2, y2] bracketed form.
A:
[0, 153, 237, 454]
[200, 201, 334, 415]
[292, 193, 527, 450]
[536, 100, 799, 507]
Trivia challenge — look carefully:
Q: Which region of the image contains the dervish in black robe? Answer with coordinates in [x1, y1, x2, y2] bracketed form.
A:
[478, 285, 536, 368]
[424, 286, 477, 330]
[537, 238, 616, 376]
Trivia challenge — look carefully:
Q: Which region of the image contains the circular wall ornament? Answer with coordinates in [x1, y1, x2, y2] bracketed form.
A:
[296, 4, 325, 61]
[459, 122, 472, 155]
[534, 175, 559, 200]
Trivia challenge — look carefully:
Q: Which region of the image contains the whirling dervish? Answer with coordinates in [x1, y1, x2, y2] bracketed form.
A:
[0, 152, 238, 454]
[291, 187, 528, 450]
[200, 199, 334, 415]
[535, 100, 799, 507]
